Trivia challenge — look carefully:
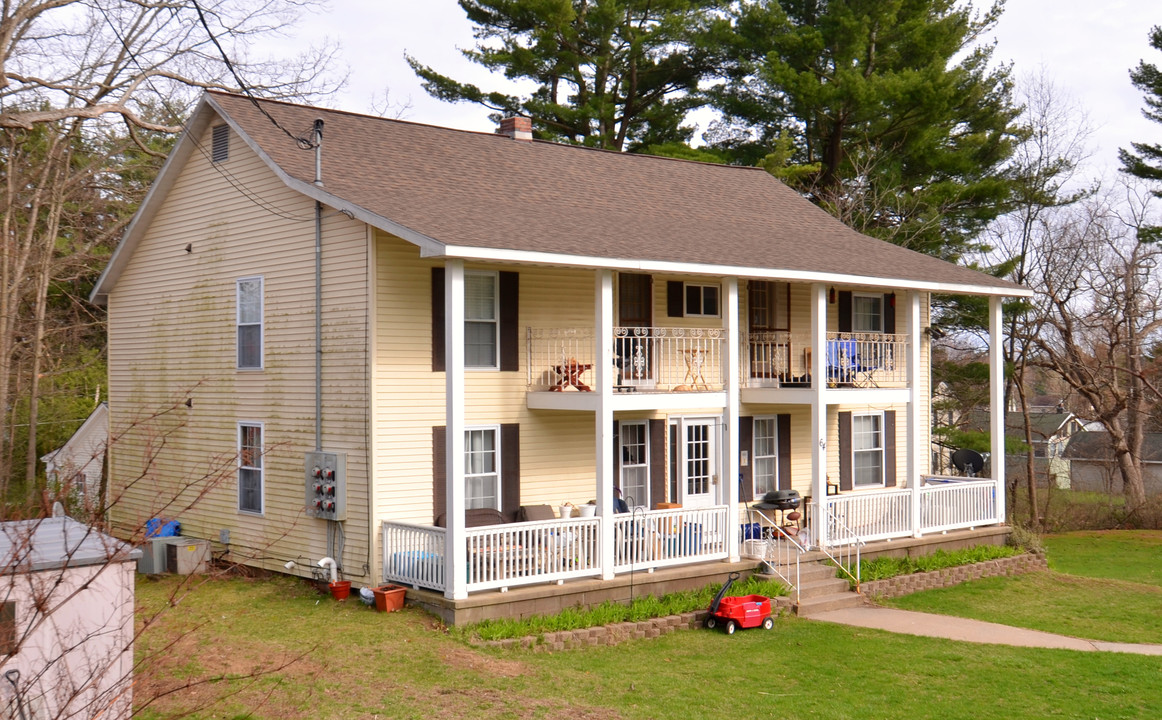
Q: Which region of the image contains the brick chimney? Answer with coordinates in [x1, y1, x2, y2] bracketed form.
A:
[496, 116, 533, 141]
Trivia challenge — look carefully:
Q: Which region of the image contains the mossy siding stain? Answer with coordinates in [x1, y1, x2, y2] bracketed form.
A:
[107, 116, 372, 582]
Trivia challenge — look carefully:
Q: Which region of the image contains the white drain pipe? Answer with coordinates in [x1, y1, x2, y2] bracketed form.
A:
[317, 556, 338, 583]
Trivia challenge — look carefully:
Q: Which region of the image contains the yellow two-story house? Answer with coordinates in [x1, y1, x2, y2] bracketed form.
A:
[92, 93, 1028, 623]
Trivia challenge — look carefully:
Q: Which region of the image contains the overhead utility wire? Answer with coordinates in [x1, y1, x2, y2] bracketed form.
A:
[92, 3, 313, 222]
[189, 0, 316, 150]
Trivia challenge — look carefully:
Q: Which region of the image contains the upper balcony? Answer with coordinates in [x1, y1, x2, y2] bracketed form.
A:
[525, 326, 911, 410]
[526, 326, 728, 410]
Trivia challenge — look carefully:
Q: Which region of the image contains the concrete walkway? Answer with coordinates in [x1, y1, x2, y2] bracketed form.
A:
[810, 606, 1162, 656]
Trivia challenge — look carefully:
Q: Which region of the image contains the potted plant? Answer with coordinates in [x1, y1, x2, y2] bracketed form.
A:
[328, 579, 352, 601]
[372, 584, 407, 612]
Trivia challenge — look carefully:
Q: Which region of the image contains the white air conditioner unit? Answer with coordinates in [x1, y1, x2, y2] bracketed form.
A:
[163, 537, 210, 575]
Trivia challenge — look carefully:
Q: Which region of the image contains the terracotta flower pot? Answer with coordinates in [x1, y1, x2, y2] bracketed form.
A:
[328, 580, 352, 601]
[372, 584, 406, 613]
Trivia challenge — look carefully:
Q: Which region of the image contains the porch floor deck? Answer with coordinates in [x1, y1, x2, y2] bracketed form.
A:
[403, 525, 1011, 625]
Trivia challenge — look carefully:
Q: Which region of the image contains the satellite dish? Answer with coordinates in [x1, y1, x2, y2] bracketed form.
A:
[951, 448, 985, 477]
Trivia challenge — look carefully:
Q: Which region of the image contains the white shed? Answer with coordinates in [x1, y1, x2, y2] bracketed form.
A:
[0, 515, 139, 720]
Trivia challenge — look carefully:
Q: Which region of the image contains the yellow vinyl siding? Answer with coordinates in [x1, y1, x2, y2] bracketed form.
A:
[107, 118, 372, 582]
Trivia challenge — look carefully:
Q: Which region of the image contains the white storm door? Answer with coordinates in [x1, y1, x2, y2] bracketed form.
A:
[678, 418, 717, 508]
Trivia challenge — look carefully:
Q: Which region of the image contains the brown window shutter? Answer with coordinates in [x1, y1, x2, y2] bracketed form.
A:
[649, 419, 666, 506]
[667, 281, 684, 317]
[432, 426, 446, 524]
[883, 294, 896, 334]
[838, 411, 853, 491]
[501, 423, 521, 521]
[777, 414, 792, 491]
[431, 268, 445, 372]
[499, 271, 519, 371]
[838, 291, 853, 333]
[883, 411, 897, 487]
[738, 416, 753, 502]
[613, 422, 621, 478]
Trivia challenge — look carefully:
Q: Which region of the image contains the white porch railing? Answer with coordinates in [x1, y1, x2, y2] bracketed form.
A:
[825, 332, 908, 387]
[382, 508, 728, 593]
[611, 505, 729, 573]
[819, 477, 1002, 548]
[465, 516, 601, 592]
[382, 521, 446, 591]
[525, 326, 726, 392]
[919, 479, 1000, 534]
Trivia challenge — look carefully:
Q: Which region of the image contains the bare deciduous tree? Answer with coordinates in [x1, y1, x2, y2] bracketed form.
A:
[0, 0, 343, 500]
[1028, 181, 1162, 513]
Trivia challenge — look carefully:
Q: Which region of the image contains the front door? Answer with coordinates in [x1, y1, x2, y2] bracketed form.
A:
[617, 273, 653, 385]
[678, 418, 717, 508]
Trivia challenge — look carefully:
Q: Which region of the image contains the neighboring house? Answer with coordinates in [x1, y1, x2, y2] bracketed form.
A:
[41, 402, 108, 502]
[90, 93, 1027, 620]
[1063, 431, 1162, 496]
[0, 515, 139, 720]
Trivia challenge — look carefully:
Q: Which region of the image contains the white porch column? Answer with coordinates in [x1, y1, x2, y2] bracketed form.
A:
[908, 292, 923, 537]
[444, 260, 467, 600]
[810, 283, 828, 548]
[596, 270, 615, 579]
[989, 296, 1007, 523]
[724, 277, 741, 561]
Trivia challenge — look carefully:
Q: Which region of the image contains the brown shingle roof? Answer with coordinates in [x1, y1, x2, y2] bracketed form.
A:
[207, 92, 1023, 294]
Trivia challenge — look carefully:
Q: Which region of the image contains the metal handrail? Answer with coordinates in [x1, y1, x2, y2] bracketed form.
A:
[749, 508, 805, 605]
[816, 501, 865, 592]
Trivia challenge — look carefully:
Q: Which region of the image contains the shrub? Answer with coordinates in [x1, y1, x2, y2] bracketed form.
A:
[452, 573, 787, 642]
[842, 545, 1022, 587]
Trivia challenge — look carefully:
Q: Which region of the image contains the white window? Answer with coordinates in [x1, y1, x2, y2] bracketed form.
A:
[853, 293, 883, 333]
[237, 277, 263, 369]
[465, 271, 498, 368]
[753, 417, 778, 495]
[852, 413, 884, 487]
[238, 422, 263, 514]
[685, 283, 720, 317]
[619, 421, 649, 508]
[465, 426, 500, 509]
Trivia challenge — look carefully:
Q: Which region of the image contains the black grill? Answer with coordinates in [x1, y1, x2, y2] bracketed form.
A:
[753, 489, 801, 511]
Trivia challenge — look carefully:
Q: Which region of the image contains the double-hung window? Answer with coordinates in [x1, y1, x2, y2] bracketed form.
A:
[852, 293, 883, 334]
[465, 271, 498, 368]
[465, 426, 499, 509]
[753, 417, 778, 495]
[238, 422, 264, 514]
[237, 277, 263, 369]
[619, 421, 649, 508]
[852, 412, 884, 487]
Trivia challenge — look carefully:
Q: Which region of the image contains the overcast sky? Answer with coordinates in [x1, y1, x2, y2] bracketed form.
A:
[271, 1, 1161, 182]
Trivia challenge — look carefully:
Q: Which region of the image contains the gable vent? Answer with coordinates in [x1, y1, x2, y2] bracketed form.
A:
[211, 124, 229, 162]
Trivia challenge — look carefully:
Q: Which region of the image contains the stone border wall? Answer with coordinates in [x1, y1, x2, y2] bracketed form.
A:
[474, 596, 794, 650]
[860, 551, 1047, 599]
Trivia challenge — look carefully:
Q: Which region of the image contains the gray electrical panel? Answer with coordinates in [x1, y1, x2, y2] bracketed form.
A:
[305, 451, 346, 521]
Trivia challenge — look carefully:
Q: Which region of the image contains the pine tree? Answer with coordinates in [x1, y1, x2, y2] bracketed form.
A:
[406, 0, 724, 151]
[708, 0, 1022, 261]
[1120, 25, 1162, 241]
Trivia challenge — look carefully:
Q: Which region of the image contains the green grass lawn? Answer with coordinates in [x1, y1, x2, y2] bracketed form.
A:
[135, 569, 1162, 719]
[888, 530, 1162, 645]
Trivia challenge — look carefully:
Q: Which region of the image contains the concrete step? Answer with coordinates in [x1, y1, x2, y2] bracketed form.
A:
[767, 562, 836, 584]
[794, 591, 864, 617]
[796, 576, 852, 599]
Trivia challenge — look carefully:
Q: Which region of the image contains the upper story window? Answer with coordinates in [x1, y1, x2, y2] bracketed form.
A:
[238, 422, 264, 514]
[237, 277, 263, 369]
[465, 426, 500, 509]
[853, 293, 883, 333]
[852, 412, 884, 487]
[465, 271, 499, 368]
[685, 283, 720, 317]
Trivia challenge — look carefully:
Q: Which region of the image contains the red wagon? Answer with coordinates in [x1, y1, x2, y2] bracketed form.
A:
[705, 572, 774, 635]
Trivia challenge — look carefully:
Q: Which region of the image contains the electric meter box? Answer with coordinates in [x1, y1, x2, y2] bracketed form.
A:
[305, 451, 347, 521]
